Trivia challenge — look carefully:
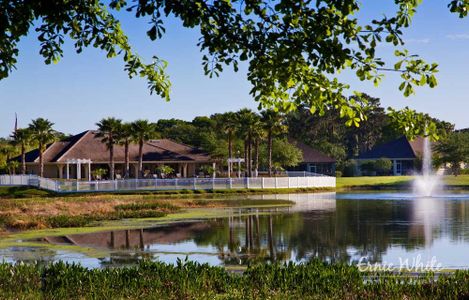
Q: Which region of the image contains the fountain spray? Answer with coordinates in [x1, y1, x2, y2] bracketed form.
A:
[413, 132, 442, 197]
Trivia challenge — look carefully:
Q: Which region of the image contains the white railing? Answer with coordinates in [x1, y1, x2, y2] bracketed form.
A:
[0, 175, 39, 187]
[285, 171, 328, 177]
[0, 174, 336, 193]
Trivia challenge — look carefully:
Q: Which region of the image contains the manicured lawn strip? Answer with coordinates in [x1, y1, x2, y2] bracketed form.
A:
[443, 175, 469, 186]
[337, 175, 469, 189]
[0, 260, 468, 299]
[336, 176, 414, 189]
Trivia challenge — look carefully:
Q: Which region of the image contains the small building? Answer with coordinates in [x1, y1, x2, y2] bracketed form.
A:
[13, 130, 213, 179]
[356, 136, 425, 176]
[287, 140, 336, 175]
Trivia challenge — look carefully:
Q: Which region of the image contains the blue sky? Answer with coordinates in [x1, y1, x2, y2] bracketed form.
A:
[0, 1, 468, 137]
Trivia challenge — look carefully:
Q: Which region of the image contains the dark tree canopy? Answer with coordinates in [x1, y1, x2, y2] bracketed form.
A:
[1, 0, 467, 136]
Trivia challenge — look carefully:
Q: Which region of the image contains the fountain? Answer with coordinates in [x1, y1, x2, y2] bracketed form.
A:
[413, 136, 442, 197]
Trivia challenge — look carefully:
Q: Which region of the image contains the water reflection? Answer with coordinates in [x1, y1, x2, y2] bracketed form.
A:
[3, 192, 469, 269]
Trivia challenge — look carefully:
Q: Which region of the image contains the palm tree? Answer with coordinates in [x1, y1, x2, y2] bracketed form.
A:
[96, 117, 122, 180]
[0, 143, 18, 173]
[236, 109, 261, 177]
[216, 112, 238, 177]
[131, 120, 157, 178]
[117, 123, 133, 178]
[28, 118, 55, 177]
[261, 110, 287, 177]
[11, 128, 32, 175]
[251, 126, 265, 177]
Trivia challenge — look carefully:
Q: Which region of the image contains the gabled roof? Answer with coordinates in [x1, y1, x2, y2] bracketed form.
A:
[13, 130, 211, 163]
[289, 139, 336, 163]
[357, 136, 425, 160]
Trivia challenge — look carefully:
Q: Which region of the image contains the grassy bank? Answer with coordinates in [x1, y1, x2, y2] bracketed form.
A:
[337, 175, 469, 189]
[0, 260, 468, 299]
[0, 185, 333, 199]
[336, 176, 414, 189]
[0, 193, 294, 232]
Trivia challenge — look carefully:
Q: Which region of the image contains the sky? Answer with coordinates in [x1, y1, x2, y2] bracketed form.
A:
[1, 1, 468, 137]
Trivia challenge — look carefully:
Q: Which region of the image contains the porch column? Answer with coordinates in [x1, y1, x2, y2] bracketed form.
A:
[77, 161, 81, 180]
[66, 162, 70, 180]
[212, 162, 216, 178]
[183, 164, 188, 178]
[238, 160, 241, 178]
[88, 161, 91, 181]
[58, 165, 64, 179]
[133, 164, 139, 179]
[178, 164, 182, 177]
[393, 160, 397, 176]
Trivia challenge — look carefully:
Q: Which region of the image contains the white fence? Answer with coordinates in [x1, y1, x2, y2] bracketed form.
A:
[0, 175, 335, 193]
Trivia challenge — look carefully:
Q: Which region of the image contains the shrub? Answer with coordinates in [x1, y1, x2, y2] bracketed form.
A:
[374, 158, 392, 175]
[343, 160, 358, 177]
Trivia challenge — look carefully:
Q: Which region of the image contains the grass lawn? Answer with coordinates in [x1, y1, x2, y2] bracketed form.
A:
[336, 176, 414, 188]
[337, 175, 469, 189]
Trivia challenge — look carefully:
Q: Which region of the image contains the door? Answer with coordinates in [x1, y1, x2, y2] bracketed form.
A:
[395, 160, 402, 175]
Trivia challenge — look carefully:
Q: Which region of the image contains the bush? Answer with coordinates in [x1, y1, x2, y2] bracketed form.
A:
[343, 160, 358, 177]
[335, 171, 342, 177]
[374, 158, 392, 175]
[360, 158, 392, 176]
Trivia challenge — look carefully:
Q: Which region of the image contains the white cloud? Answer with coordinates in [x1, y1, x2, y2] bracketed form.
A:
[405, 38, 430, 44]
[446, 33, 469, 40]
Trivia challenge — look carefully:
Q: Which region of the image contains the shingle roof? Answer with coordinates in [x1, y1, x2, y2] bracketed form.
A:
[289, 139, 336, 163]
[357, 136, 425, 160]
[14, 130, 211, 163]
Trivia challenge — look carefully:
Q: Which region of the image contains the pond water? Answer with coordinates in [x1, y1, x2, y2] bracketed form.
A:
[2, 191, 469, 269]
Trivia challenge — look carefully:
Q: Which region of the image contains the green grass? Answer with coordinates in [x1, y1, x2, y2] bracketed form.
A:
[337, 175, 469, 189]
[0, 186, 52, 198]
[0, 185, 333, 199]
[337, 176, 414, 188]
[443, 175, 469, 186]
[0, 260, 468, 299]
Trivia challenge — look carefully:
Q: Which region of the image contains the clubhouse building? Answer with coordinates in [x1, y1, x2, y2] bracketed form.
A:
[15, 130, 213, 179]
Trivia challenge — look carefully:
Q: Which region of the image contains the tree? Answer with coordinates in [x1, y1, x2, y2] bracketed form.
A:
[374, 158, 393, 176]
[434, 132, 469, 175]
[0, 143, 17, 174]
[215, 112, 238, 177]
[7, 160, 19, 175]
[251, 125, 265, 177]
[28, 118, 55, 177]
[131, 120, 157, 178]
[117, 123, 133, 178]
[344, 95, 387, 157]
[2, 1, 466, 136]
[236, 109, 260, 177]
[261, 110, 287, 177]
[10, 128, 32, 175]
[272, 139, 303, 170]
[96, 117, 122, 180]
[156, 165, 174, 178]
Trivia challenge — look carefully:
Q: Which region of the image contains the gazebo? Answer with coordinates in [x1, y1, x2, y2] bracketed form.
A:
[65, 159, 92, 181]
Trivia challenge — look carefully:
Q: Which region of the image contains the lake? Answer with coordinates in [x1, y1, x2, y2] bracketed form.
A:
[1, 192, 469, 269]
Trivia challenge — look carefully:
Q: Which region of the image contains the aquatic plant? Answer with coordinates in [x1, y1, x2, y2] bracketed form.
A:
[0, 260, 468, 299]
